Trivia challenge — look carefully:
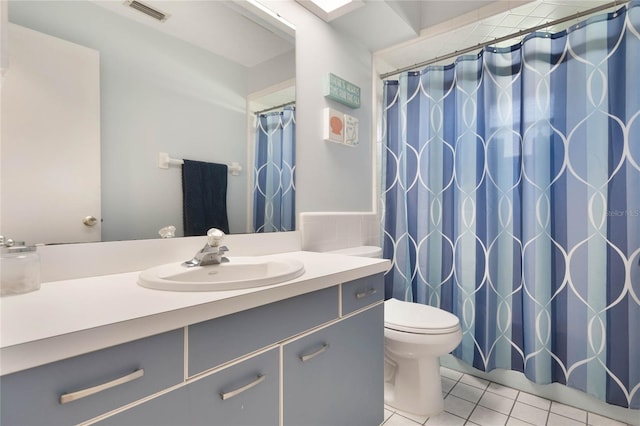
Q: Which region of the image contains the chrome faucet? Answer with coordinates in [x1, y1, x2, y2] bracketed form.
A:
[183, 228, 229, 267]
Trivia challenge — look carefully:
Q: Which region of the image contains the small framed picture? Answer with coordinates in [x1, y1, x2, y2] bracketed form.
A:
[344, 114, 359, 147]
[324, 107, 344, 144]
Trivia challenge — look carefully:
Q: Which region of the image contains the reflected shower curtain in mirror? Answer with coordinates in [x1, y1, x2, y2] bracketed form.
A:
[253, 107, 296, 233]
[381, 3, 639, 408]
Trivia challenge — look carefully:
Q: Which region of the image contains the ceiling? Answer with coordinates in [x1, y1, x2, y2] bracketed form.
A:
[324, 0, 621, 76]
[90, 0, 622, 75]
[90, 0, 295, 68]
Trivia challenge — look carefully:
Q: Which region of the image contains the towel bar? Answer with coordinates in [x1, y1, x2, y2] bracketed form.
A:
[158, 152, 242, 176]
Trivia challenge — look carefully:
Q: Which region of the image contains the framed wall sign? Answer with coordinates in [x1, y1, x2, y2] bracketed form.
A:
[324, 73, 360, 109]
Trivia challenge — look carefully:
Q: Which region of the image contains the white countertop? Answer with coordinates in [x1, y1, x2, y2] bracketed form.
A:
[0, 251, 389, 375]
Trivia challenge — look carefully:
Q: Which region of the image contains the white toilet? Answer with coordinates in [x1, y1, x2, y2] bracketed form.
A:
[325, 245, 462, 416]
[384, 298, 462, 416]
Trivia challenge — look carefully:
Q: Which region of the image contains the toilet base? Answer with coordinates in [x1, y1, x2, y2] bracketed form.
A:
[384, 354, 444, 416]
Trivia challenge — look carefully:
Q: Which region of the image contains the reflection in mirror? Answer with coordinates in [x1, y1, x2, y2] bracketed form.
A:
[1, 0, 295, 244]
[252, 105, 296, 233]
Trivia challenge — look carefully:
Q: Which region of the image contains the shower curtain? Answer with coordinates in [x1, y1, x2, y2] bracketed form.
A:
[381, 2, 639, 408]
[253, 107, 296, 233]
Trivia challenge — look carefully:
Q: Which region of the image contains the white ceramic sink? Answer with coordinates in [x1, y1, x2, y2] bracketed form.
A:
[138, 256, 305, 291]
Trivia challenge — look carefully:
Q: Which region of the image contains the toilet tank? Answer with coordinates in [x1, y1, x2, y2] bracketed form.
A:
[326, 246, 382, 258]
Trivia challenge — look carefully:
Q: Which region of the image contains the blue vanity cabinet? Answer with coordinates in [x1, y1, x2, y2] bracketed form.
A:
[0, 329, 184, 426]
[0, 272, 386, 426]
[188, 286, 339, 376]
[282, 303, 384, 426]
[98, 348, 279, 426]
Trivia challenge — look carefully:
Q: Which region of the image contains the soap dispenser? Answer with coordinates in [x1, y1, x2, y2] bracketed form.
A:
[0, 236, 41, 296]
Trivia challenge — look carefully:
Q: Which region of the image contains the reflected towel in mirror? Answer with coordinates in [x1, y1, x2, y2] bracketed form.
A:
[182, 160, 229, 236]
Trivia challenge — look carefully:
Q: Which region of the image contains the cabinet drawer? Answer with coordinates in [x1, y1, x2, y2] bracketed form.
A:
[188, 286, 338, 376]
[99, 347, 279, 426]
[0, 329, 183, 426]
[341, 273, 384, 315]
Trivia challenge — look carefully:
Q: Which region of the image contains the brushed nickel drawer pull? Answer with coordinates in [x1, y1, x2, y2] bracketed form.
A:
[300, 343, 329, 362]
[220, 374, 265, 400]
[355, 288, 377, 299]
[59, 369, 144, 404]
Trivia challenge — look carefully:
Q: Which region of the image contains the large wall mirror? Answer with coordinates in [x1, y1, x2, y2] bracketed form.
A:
[1, 0, 295, 244]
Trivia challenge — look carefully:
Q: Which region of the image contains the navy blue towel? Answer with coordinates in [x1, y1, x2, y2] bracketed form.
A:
[182, 159, 229, 236]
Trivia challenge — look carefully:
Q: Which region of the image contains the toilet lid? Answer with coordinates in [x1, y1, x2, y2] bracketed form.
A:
[384, 298, 460, 334]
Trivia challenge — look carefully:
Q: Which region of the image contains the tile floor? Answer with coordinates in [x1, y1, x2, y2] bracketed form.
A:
[381, 367, 632, 426]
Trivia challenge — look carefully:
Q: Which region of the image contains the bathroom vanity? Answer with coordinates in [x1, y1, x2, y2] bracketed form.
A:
[0, 237, 389, 426]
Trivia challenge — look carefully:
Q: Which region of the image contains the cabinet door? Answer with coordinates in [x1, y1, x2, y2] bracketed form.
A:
[283, 304, 384, 426]
[98, 348, 279, 426]
[0, 329, 183, 426]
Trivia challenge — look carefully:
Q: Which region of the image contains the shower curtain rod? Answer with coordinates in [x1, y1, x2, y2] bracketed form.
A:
[254, 101, 296, 115]
[380, 0, 629, 79]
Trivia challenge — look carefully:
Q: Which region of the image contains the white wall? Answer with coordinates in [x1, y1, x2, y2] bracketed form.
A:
[263, 1, 374, 216]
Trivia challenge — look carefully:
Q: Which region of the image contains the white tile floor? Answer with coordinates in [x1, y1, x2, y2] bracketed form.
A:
[381, 367, 632, 426]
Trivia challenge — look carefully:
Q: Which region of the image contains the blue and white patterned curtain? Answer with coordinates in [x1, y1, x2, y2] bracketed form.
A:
[381, 3, 639, 408]
[253, 107, 296, 233]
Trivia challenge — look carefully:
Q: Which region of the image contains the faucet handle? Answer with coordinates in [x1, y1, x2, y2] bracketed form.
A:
[206, 228, 225, 247]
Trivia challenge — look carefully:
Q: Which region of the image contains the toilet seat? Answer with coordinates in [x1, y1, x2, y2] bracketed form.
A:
[385, 298, 460, 335]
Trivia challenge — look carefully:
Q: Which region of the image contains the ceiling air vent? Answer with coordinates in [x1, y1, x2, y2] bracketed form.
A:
[124, 0, 170, 22]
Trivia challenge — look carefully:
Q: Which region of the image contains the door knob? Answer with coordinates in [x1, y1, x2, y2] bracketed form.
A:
[83, 216, 98, 227]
